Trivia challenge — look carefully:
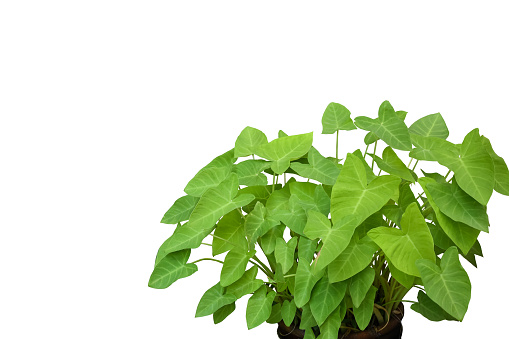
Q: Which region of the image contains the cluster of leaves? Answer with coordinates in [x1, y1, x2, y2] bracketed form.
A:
[149, 101, 509, 338]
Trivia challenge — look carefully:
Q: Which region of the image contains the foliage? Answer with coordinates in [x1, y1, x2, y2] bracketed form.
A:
[149, 100, 508, 337]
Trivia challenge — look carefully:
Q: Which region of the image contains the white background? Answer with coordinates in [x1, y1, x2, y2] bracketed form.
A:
[1, 1, 508, 338]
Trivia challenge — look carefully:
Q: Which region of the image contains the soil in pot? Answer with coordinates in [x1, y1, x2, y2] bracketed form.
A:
[277, 304, 404, 339]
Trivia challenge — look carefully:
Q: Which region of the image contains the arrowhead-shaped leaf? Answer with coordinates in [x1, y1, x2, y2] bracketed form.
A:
[363, 110, 408, 145]
[291, 147, 340, 185]
[245, 201, 279, 250]
[234, 126, 268, 157]
[370, 146, 415, 182]
[274, 237, 298, 274]
[259, 224, 285, 254]
[331, 153, 400, 225]
[368, 202, 435, 276]
[246, 287, 276, 329]
[309, 275, 347, 326]
[281, 299, 297, 327]
[220, 249, 256, 287]
[213, 302, 236, 324]
[349, 267, 375, 308]
[481, 136, 509, 196]
[195, 282, 237, 318]
[409, 134, 459, 161]
[409, 113, 449, 139]
[353, 286, 377, 330]
[226, 266, 264, 299]
[212, 210, 248, 256]
[161, 195, 200, 224]
[148, 249, 198, 289]
[233, 160, 271, 186]
[321, 102, 356, 134]
[255, 132, 313, 174]
[416, 246, 471, 321]
[298, 236, 318, 263]
[317, 305, 343, 339]
[410, 290, 455, 322]
[294, 258, 324, 308]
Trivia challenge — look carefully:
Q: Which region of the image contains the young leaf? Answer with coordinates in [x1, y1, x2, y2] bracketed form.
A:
[410, 290, 455, 322]
[416, 246, 471, 321]
[291, 147, 341, 185]
[309, 275, 347, 326]
[234, 126, 268, 157]
[266, 303, 283, 324]
[233, 160, 271, 186]
[148, 249, 198, 289]
[213, 302, 236, 324]
[220, 249, 256, 287]
[294, 258, 324, 308]
[226, 266, 264, 299]
[246, 287, 276, 329]
[212, 210, 247, 256]
[409, 113, 449, 139]
[331, 153, 400, 225]
[427, 180, 490, 232]
[368, 202, 435, 276]
[300, 303, 318, 330]
[363, 110, 408, 146]
[255, 132, 314, 174]
[349, 267, 375, 308]
[317, 305, 342, 339]
[184, 149, 236, 197]
[321, 102, 356, 134]
[353, 286, 377, 330]
[481, 136, 509, 196]
[245, 201, 279, 250]
[161, 195, 200, 224]
[281, 299, 297, 327]
[370, 146, 415, 182]
[195, 282, 237, 318]
[354, 101, 412, 151]
[274, 237, 298, 274]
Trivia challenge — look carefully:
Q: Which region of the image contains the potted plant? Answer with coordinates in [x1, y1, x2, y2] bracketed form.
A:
[148, 100, 509, 338]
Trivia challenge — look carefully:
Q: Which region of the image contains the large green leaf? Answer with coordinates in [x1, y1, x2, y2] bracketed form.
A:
[234, 126, 268, 157]
[370, 146, 415, 182]
[410, 290, 455, 322]
[317, 305, 343, 339]
[212, 210, 247, 256]
[255, 132, 314, 174]
[331, 153, 400, 225]
[213, 302, 236, 324]
[291, 147, 341, 185]
[272, 195, 308, 235]
[148, 249, 198, 289]
[363, 110, 408, 146]
[321, 102, 356, 134]
[481, 136, 509, 195]
[161, 195, 200, 224]
[353, 286, 377, 330]
[158, 174, 254, 256]
[184, 149, 236, 197]
[233, 160, 271, 186]
[304, 211, 360, 271]
[281, 299, 297, 327]
[220, 249, 256, 287]
[245, 201, 279, 250]
[352, 149, 376, 183]
[294, 258, 324, 307]
[195, 282, 237, 318]
[427, 180, 489, 232]
[309, 275, 347, 326]
[349, 267, 375, 308]
[409, 113, 449, 139]
[368, 202, 435, 276]
[354, 101, 412, 151]
[274, 237, 298, 274]
[246, 287, 276, 329]
[433, 128, 494, 205]
[226, 266, 264, 299]
[409, 134, 459, 161]
[419, 177, 480, 254]
[416, 246, 471, 321]
[328, 234, 379, 283]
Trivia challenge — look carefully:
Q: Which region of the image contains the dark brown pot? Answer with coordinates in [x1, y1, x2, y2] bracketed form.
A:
[277, 304, 404, 339]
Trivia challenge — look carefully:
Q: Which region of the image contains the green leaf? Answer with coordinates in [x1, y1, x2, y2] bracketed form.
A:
[234, 126, 268, 157]
[294, 258, 324, 308]
[416, 246, 471, 321]
[321, 102, 356, 134]
[266, 303, 283, 324]
[349, 267, 375, 308]
[158, 174, 254, 256]
[226, 266, 264, 299]
[184, 149, 236, 197]
[409, 134, 459, 161]
[419, 177, 480, 254]
[328, 234, 379, 282]
[370, 146, 415, 182]
[331, 153, 400, 225]
[212, 210, 247, 256]
[220, 249, 256, 287]
[309, 275, 347, 326]
[195, 282, 237, 318]
[409, 113, 449, 139]
[411, 290, 455, 322]
[246, 287, 276, 329]
[304, 211, 360, 271]
[233, 160, 271, 186]
[161, 195, 200, 224]
[354, 101, 412, 151]
[272, 195, 308, 235]
[255, 132, 314, 174]
[368, 202, 435, 276]
[274, 237, 298, 274]
[386, 258, 415, 289]
[245, 201, 279, 250]
[237, 184, 279, 214]
[427, 180, 489, 232]
[300, 303, 318, 330]
[481, 136, 509, 196]
[148, 249, 198, 289]
[259, 224, 285, 254]
[352, 149, 376, 183]
[433, 128, 494, 205]
[213, 302, 236, 324]
[281, 299, 297, 327]
[317, 305, 342, 339]
[363, 110, 408, 146]
[291, 147, 341, 185]
[298, 236, 318, 263]
[353, 286, 377, 330]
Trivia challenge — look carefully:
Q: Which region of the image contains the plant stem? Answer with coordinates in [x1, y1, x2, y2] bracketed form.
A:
[363, 144, 369, 158]
[191, 258, 224, 265]
[445, 169, 452, 180]
[407, 158, 413, 168]
[249, 259, 273, 278]
[412, 160, 419, 171]
[252, 256, 274, 279]
[371, 141, 378, 169]
[200, 242, 212, 246]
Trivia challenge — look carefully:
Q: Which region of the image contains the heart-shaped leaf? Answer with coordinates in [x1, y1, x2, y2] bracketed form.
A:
[291, 147, 340, 185]
[309, 275, 347, 326]
[233, 160, 271, 186]
[353, 286, 377, 330]
[246, 287, 276, 329]
[321, 102, 357, 134]
[349, 267, 375, 308]
[161, 195, 200, 224]
[213, 302, 236, 324]
[409, 113, 449, 139]
[195, 282, 237, 318]
[148, 249, 198, 289]
[274, 237, 298, 274]
[410, 290, 455, 322]
[370, 146, 415, 182]
[220, 249, 256, 287]
[294, 258, 324, 308]
[245, 201, 279, 250]
[281, 299, 297, 327]
[212, 210, 247, 256]
[234, 126, 268, 157]
[226, 266, 264, 299]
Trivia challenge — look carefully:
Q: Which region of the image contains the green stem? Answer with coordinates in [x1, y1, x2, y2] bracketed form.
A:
[201, 242, 212, 246]
[249, 259, 273, 278]
[445, 169, 452, 180]
[363, 144, 369, 158]
[407, 158, 413, 168]
[272, 174, 276, 193]
[412, 160, 419, 171]
[252, 256, 274, 279]
[371, 141, 378, 169]
[191, 258, 224, 265]
[336, 130, 339, 164]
